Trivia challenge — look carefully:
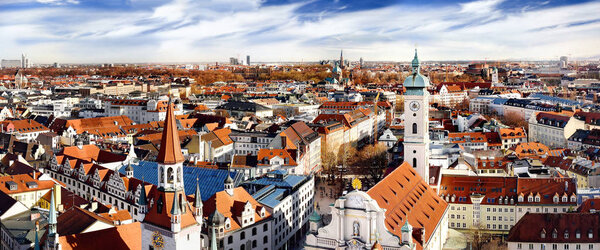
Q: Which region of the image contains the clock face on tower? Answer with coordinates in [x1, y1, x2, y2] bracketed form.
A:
[410, 101, 420, 112]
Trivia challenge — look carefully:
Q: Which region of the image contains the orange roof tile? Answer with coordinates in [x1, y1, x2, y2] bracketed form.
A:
[203, 187, 270, 233]
[0, 173, 55, 195]
[367, 162, 448, 249]
[58, 222, 141, 250]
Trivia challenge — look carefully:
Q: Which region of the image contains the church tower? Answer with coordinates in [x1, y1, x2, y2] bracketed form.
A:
[403, 49, 430, 183]
[141, 98, 202, 250]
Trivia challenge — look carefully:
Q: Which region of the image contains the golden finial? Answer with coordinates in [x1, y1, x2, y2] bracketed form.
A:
[352, 178, 362, 190]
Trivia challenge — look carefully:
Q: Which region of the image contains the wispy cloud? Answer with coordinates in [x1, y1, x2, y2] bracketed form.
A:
[0, 0, 599, 63]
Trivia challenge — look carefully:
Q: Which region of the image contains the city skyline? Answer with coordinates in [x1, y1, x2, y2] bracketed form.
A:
[1, 0, 600, 63]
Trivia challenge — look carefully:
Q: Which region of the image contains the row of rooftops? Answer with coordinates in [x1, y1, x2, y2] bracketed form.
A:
[439, 175, 577, 206]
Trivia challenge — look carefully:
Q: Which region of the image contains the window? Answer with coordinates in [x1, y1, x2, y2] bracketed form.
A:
[263, 236, 268, 244]
[252, 228, 257, 236]
[412, 123, 417, 134]
[413, 158, 417, 169]
[241, 232, 245, 240]
[228, 236, 233, 244]
[517, 243, 522, 249]
[529, 244, 534, 249]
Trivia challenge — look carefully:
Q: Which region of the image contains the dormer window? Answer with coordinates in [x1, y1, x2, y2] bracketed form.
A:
[541, 229, 546, 239]
[535, 196, 540, 202]
[564, 230, 569, 239]
[519, 196, 524, 202]
[588, 229, 593, 238]
[571, 196, 577, 203]
[528, 196, 533, 202]
[576, 230, 581, 239]
[562, 196, 567, 202]
[552, 229, 558, 238]
[554, 196, 559, 203]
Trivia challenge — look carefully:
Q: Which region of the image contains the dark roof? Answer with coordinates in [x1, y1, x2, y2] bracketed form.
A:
[216, 101, 270, 112]
[508, 213, 600, 243]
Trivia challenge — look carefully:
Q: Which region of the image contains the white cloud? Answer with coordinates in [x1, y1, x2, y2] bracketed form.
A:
[0, 0, 599, 63]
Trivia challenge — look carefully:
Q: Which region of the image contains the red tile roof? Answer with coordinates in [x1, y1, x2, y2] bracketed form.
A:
[499, 127, 526, 139]
[367, 162, 448, 249]
[508, 213, 600, 243]
[577, 199, 600, 213]
[202, 187, 270, 233]
[58, 222, 141, 250]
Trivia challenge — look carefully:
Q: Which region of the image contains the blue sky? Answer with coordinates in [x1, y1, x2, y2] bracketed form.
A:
[1, 0, 599, 63]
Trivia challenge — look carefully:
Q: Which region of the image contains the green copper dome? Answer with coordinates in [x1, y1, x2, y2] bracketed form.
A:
[401, 220, 413, 233]
[403, 49, 430, 95]
[309, 210, 322, 222]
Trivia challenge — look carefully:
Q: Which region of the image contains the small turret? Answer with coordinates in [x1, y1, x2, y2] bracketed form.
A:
[125, 164, 134, 178]
[224, 173, 234, 196]
[170, 193, 181, 233]
[401, 220, 413, 245]
[194, 177, 203, 223]
[138, 180, 148, 214]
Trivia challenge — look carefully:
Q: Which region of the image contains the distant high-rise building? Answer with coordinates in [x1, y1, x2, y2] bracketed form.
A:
[359, 57, 364, 68]
[229, 57, 239, 65]
[21, 53, 30, 68]
[559, 56, 568, 69]
[339, 50, 344, 69]
[53, 62, 60, 68]
[246, 55, 250, 66]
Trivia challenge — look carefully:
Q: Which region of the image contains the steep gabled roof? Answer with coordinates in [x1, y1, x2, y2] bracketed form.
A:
[367, 162, 448, 249]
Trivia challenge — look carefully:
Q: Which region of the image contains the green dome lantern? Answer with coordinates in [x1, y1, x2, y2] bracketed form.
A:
[403, 49, 430, 95]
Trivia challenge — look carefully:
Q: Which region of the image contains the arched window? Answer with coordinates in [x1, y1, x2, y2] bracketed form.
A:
[159, 167, 163, 183]
[413, 158, 417, 168]
[412, 123, 417, 134]
[167, 167, 174, 184]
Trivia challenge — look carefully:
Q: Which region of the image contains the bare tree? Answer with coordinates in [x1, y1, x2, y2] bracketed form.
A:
[354, 143, 389, 184]
[467, 223, 492, 250]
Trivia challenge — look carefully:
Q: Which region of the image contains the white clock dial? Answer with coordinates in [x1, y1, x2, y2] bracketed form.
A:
[410, 101, 420, 112]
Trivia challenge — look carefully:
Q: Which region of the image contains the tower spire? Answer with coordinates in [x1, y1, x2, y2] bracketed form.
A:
[156, 93, 184, 164]
[171, 192, 181, 232]
[194, 176, 203, 222]
[47, 187, 59, 250]
[411, 48, 420, 72]
[48, 188, 57, 235]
